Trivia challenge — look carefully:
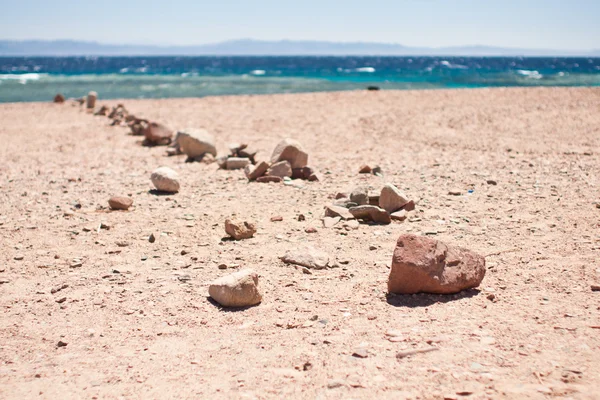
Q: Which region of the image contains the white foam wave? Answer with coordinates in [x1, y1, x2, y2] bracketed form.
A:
[250, 70, 266, 76]
[119, 68, 129, 73]
[0, 73, 47, 84]
[355, 67, 376, 73]
[440, 60, 468, 69]
[517, 69, 543, 79]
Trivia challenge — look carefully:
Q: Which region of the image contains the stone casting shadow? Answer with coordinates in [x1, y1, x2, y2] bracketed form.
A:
[206, 296, 261, 312]
[148, 189, 175, 196]
[386, 289, 481, 308]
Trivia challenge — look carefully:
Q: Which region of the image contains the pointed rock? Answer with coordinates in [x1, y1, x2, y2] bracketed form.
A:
[379, 184, 410, 213]
[271, 138, 308, 169]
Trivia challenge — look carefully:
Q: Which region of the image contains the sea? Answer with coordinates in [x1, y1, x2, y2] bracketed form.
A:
[1, 56, 599, 103]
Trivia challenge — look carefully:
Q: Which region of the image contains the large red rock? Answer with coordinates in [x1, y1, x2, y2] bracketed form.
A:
[388, 234, 485, 294]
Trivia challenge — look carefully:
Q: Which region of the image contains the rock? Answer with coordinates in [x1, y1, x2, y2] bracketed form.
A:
[14, 254, 24, 261]
[228, 143, 248, 156]
[368, 194, 380, 206]
[291, 166, 320, 181]
[388, 234, 486, 294]
[349, 205, 391, 224]
[86, 91, 97, 109]
[352, 348, 369, 358]
[208, 269, 262, 307]
[226, 157, 251, 170]
[372, 166, 383, 176]
[270, 138, 308, 169]
[244, 161, 269, 181]
[323, 217, 341, 228]
[448, 189, 462, 196]
[403, 200, 416, 212]
[238, 146, 259, 162]
[305, 227, 318, 233]
[266, 161, 292, 178]
[270, 216, 283, 222]
[143, 122, 173, 146]
[148, 233, 156, 243]
[350, 187, 369, 206]
[367, 86, 380, 91]
[177, 128, 217, 158]
[53, 94, 65, 103]
[108, 196, 133, 210]
[487, 180, 497, 185]
[343, 220, 360, 230]
[94, 105, 109, 116]
[390, 210, 407, 221]
[379, 184, 410, 213]
[324, 205, 355, 220]
[359, 165, 372, 174]
[280, 246, 329, 270]
[256, 176, 282, 183]
[225, 218, 257, 240]
[216, 156, 228, 169]
[591, 284, 600, 292]
[150, 167, 180, 193]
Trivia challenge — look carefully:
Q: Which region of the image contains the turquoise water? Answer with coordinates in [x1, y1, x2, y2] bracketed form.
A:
[1, 56, 599, 102]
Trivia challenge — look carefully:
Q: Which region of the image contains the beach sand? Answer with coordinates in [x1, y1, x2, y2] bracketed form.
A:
[1, 87, 599, 398]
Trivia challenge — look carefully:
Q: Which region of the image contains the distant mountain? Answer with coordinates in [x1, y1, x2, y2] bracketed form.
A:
[0, 39, 597, 57]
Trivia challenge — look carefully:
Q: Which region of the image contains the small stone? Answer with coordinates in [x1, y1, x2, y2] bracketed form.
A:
[359, 165, 372, 174]
[57, 340, 68, 348]
[86, 91, 97, 109]
[226, 157, 251, 170]
[369, 245, 377, 250]
[56, 297, 67, 304]
[208, 269, 262, 307]
[218, 263, 228, 270]
[151, 167, 180, 193]
[487, 180, 497, 185]
[70, 259, 83, 268]
[270, 216, 283, 222]
[305, 227, 318, 233]
[225, 218, 257, 240]
[350, 187, 369, 206]
[391, 210, 407, 221]
[591, 285, 600, 292]
[403, 200, 416, 212]
[14, 254, 24, 261]
[271, 138, 308, 169]
[352, 348, 369, 358]
[256, 176, 282, 183]
[297, 214, 306, 221]
[372, 166, 383, 176]
[323, 216, 341, 228]
[388, 234, 486, 294]
[53, 94, 65, 103]
[148, 233, 156, 243]
[379, 183, 410, 213]
[281, 246, 329, 269]
[349, 205, 391, 224]
[244, 161, 269, 181]
[266, 161, 292, 178]
[448, 189, 462, 196]
[327, 380, 345, 389]
[324, 205, 355, 220]
[343, 220, 360, 230]
[108, 196, 133, 211]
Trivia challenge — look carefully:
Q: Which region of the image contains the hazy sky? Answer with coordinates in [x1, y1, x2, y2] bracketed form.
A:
[1, 0, 598, 50]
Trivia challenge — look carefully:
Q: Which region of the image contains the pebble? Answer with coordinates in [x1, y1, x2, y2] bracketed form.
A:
[270, 216, 283, 222]
[256, 176, 282, 183]
[352, 348, 369, 358]
[359, 165, 372, 174]
[327, 380, 345, 389]
[208, 269, 262, 307]
[57, 341, 68, 348]
[225, 218, 257, 240]
[448, 189, 462, 196]
[591, 285, 600, 292]
[108, 196, 133, 211]
[323, 216, 341, 228]
[14, 254, 24, 261]
[487, 179, 498, 185]
[324, 205, 355, 220]
[148, 233, 156, 243]
[281, 246, 330, 270]
[150, 167, 180, 193]
[244, 161, 269, 181]
[226, 157, 251, 170]
[305, 227, 318, 233]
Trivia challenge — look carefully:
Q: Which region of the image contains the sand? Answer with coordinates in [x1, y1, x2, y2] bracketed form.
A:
[1, 87, 599, 399]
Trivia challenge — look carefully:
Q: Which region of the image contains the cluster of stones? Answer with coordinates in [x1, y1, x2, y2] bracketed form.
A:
[243, 138, 321, 183]
[323, 183, 415, 227]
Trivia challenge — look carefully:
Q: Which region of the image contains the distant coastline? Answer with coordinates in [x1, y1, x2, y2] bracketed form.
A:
[1, 39, 599, 57]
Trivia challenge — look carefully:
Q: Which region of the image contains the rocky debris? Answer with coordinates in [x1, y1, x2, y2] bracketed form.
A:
[390, 210, 407, 221]
[53, 94, 65, 103]
[148, 233, 156, 243]
[244, 161, 270, 181]
[208, 269, 262, 308]
[280, 246, 330, 270]
[166, 132, 184, 156]
[388, 234, 486, 295]
[86, 91, 97, 109]
[107, 104, 129, 126]
[257, 176, 282, 183]
[226, 157, 251, 170]
[143, 122, 173, 146]
[150, 167, 180, 193]
[271, 138, 309, 169]
[177, 128, 217, 159]
[323, 216, 341, 228]
[349, 205, 391, 224]
[225, 218, 257, 240]
[324, 205, 355, 220]
[350, 187, 369, 206]
[448, 189, 463, 196]
[266, 161, 292, 178]
[359, 165, 372, 174]
[379, 183, 410, 213]
[94, 105, 109, 116]
[108, 196, 133, 211]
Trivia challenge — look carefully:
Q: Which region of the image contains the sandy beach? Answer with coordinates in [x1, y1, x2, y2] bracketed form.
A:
[1, 87, 599, 399]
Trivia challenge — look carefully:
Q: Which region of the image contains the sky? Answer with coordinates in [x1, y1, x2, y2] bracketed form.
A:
[0, 0, 599, 50]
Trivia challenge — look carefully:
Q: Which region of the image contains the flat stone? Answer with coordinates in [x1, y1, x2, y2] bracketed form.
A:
[256, 176, 282, 183]
[226, 157, 251, 170]
[323, 216, 341, 228]
[324, 205, 355, 220]
[391, 210, 407, 221]
[244, 161, 269, 181]
[379, 183, 410, 213]
[108, 196, 133, 211]
[281, 246, 329, 270]
[349, 205, 391, 224]
[225, 218, 257, 240]
[208, 269, 262, 307]
[150, 167, 180, 193]
[388, 234, 486, 294]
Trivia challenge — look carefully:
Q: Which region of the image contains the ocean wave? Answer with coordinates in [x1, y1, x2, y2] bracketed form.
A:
[440, 60, 469, 69]
[250, 70, 266, 75]
[516, 69, 543, 79]
[0, 73, 48, 84]
[355, 67, 376, 73]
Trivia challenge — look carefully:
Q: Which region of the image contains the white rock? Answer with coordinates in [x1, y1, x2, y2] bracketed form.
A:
[270, 138, 308, 169]
[150, 167, 180, 193]
[280, 246, 330, 270]
[226, 157, 251, 170]
[177, 128, 217, 158]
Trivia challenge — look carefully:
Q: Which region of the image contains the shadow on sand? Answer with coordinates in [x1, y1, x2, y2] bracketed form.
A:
[386, 289, 481, 308]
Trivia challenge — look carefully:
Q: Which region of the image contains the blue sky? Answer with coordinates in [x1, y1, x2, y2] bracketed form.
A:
[0, 0, 598, 50]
